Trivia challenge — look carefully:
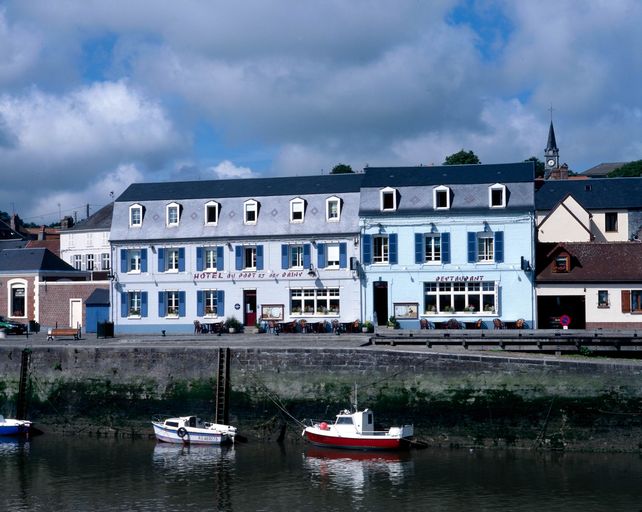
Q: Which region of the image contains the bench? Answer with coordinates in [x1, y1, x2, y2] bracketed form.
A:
[47, 327, 81, 341]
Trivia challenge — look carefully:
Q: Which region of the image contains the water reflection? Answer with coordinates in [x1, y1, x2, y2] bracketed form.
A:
[0, 437, 30, 456]
[303, 446, 414, 497]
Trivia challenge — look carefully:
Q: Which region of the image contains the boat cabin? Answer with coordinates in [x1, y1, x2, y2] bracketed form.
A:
[335, 409, 374, 434]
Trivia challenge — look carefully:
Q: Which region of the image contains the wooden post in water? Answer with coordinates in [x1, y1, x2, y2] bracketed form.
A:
[16, 348, 32, 420]
[214, 347, 230, 425]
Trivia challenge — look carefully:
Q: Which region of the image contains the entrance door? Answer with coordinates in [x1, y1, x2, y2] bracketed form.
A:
[373, 282, 388, 326]
[243, 290, 257, 327]
[70, 299, 83, 329]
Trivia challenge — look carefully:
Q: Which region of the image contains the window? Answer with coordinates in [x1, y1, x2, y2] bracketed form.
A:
[101, 253, 110, 271]
[166, 249, 179, 271]
[290, 198, 305, 223]
[291, 288, 340, 315]
[198, 289, 225, 317]
[424, 281, 497, 314]
[478, 234, 494, 262]
[373, 236, 389, 263]
[166, 202, 180, 227]
[244, 200, 258, 225]
[205, 201, 220, 225]
[158, 248, 184, 273]
[326, 244, 340, 268]
[433, 186, 451, 210]
[326, 197, 341, 222]
[86, 254, 94, 271]
[605, 212, 618, 233]
[129, 204, 143, 227]
[74, 254, 82, 270]
[128, 250, 141, 272]
[380, 187, 397, 211]
[598, 290, 609, 308]
[197, 246, 224, 272]
[553, 255, 570, 273]
[290, 245, 304, 269]
[468, 231, 503, 264]
[489, 184, 507, 208]
[244, 247, 257, 270]
[204, 290, 219, 316]
[424, 234, 441, 263]
[235, 245, 263, 271]
[317, 242, 347, 269]
[205, 248, 218, 270]
[128, 291, 142, 317]
[121, 248, 147, 273]
[9, 281, 26, 317]
[158, 290, 185, 318]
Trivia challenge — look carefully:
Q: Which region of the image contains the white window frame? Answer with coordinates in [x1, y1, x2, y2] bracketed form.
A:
[326, 196, 341, 222]
[7, 278, 27, 318]
[477, 233, 495, 262]
[424, 234, 442, 263]
[290, 198, 305, 223]
[380, 187, 397, 211]
[244, 200, 258, 225]
[290, 245, 304, 269]
[204, 290, 219, 317]
[244, 247, 257, 270]
[204, 248, 218, 271]
[424, 281, 497, 315]
[101, 253, 110, 271]
[166, 202, 180, 227]
[433, 186, 451, 210]
[326, 243, 341, 269]
[128, 249, 142, 273]
[166, 291, 179, 317]
[489, 183, 507, 208]
[373, 235, 389, 264]
[73, 254, 82, 270]
[290, 288, 340, 316]
[166, 248, 179, 272]
[204, 201, 220, 226]
[129, 204, 143, 227]
[128, 291, 142, 318]
[86, 254, 95, 271]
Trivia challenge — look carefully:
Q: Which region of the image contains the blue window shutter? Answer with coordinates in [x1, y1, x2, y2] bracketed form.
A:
[467, 232, 476, 263]
[256, 245, 264, 270]
[281, 244, 289, 269]
[235, 246, 242, 270]
[339, 243, 347, 268]
[196, 247, 203, 271]
[141, 292, 148, 317]
[178, 248, 185, 272]
[441, 232, 451, 264]
[141, 249, 148, 272]
[317, 243, 326, 268]
[158, 292, 165, 317]
[120, 292, 128, 318]
[494, 231, 504, 263]
[197, 291, 204, 316]
[363, 235, 372, 265]
[303, 244, 311, 269]
[389, 234, 398, 264]
[415, 233, 423, 264]
[120, 250, 128, 273]
[157, 248, 165, 272]
[217, 290, 225, 317]
[217, 246, 225, 270]
[178, 291, 186, 317]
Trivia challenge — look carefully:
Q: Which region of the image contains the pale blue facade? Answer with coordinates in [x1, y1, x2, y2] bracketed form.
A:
[358, 164, 536, 329]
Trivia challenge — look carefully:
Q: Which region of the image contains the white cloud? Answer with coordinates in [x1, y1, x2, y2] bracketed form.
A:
[208, 160, 256, 180]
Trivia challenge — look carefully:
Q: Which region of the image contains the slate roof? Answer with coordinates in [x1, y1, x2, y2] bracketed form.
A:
[67, 202, 114, 231]
[85, 288, 110, 306]
[0, 248, 79, 273]
[536, 242, 642, 282]
[116, 174, 364, 202]
[581, 162, 628, 178]
[535, 177, 642, 210]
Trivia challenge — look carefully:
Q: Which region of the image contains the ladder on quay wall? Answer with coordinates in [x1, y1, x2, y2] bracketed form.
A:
[214, 347, 230, 425]
[17, 348, 32, 420]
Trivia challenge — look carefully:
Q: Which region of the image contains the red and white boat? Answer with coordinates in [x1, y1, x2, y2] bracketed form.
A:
[302, 408, 413, 450]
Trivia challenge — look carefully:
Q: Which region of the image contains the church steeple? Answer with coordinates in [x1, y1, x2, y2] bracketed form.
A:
[544, 107, 559, 175]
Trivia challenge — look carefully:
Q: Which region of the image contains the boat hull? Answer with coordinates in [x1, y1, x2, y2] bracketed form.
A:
[0, 419, 31, 437]
[303, 429, 410, 451]
[152, 422, 230, 445]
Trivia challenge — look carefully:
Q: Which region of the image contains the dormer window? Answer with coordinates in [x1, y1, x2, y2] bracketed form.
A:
[204, 201, 220, 226]
[433, 186, 451, 210]
[489, 184, 507, 208]
[166, 202, 181, 227]
[326, 196, 341, 222]
[244, 199, 258, 225]
[129, 204, 143, 227]
[380, 187, 397, 211]
[290, 198, 305, 223]
[553, 254, 570, 273]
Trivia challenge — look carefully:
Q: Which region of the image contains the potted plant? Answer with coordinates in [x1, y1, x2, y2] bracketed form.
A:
[224, 316, 243, 334]
[387, 316, 400, 329]
[364, 321, 374, 333]
[465, 306, 476, 313]
[483, 304, 495, 313]
[443, 306, 454, 313]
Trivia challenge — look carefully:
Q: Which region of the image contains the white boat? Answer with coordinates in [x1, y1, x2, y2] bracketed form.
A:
[302, 408, 414, 450]
[151, 415, 237, 445]
[0, 415, 32, 436]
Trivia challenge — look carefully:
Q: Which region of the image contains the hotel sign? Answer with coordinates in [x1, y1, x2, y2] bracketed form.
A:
[194, 270, 308, 281]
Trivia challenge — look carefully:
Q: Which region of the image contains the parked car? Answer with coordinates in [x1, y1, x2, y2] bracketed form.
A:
[0, 316, 28, 335]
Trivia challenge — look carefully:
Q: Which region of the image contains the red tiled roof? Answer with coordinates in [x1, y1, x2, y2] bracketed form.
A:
[25, 240, 60, 257]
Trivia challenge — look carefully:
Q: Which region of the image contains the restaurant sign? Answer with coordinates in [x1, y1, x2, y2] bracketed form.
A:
[434, 275, 485, 282]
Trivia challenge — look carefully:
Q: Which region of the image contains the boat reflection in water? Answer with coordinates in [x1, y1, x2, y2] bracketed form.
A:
[303, 446, 414, 496]
[0, 437, 29, 456]
[152, 442, 236, 474]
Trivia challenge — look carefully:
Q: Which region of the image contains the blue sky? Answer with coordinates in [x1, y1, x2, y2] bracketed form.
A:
[0, 0, 641, 224]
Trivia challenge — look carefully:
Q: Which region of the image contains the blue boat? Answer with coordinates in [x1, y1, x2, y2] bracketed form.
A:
[0, 415, 32, 436]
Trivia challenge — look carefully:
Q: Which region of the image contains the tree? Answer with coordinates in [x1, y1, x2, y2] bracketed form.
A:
[525, 156, 545, 178]
[330, 163, 354, 174]
[443, 149, 481, 165]
[608, 160, 642, 177]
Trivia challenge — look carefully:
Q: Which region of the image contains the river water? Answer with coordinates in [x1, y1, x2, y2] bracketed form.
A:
[0, 435, 640, 511]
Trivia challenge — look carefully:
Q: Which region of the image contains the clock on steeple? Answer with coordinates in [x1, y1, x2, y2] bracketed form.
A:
[544, 119, 559, 172]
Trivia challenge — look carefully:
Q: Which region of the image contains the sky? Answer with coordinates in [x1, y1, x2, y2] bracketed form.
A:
[1, 0, 641, 225]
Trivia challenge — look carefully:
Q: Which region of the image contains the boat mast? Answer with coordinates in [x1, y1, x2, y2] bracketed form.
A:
[352, 383, 358, 412]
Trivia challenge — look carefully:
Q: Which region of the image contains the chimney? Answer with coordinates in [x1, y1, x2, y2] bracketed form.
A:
[38, 225, 46, 240]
